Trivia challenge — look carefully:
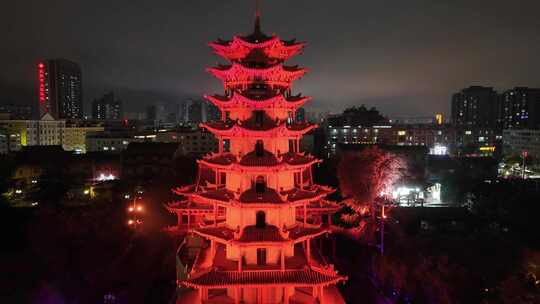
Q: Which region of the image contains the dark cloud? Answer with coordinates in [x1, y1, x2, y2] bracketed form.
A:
[1, 0, 540, 116]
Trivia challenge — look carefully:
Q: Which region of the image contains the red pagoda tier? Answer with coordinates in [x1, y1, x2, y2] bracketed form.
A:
[208, 63, 307, 91]
[204, 93, 311, 111]
[168, 9, 346, 304]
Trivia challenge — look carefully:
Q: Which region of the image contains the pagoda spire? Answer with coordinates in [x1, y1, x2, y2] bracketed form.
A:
[254, 0, 262, 35]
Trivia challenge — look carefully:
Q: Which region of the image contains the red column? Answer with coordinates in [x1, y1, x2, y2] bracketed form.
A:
[306, 239, 311, 264]
[303, 202, 307, 226]
[214, 203, 217, 227]
[280, 246, 285, 271]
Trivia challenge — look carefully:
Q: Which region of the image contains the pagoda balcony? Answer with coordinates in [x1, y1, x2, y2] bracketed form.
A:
[207, 63, 307, 89]
[201, 120, 317, 138]
[179, 184, 334, 209]
[192, 223, 332, 248]
[204, 92, 310, 111]
[209, 36, 305, 62]
[198, 151, 321, 173]
[189, 238, 337, 276]
[182, 244, 346, 290]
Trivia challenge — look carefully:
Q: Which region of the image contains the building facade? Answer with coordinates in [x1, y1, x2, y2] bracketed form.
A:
[0, 113, 65, 148]
[165, 13, 345, 303]
[500, 87, 540, 130]
[92, 92, 122, 120]
[63, 121, 105, 153]
[155, 127, 218, 155]
[451, 86, 499, 129]
[38, 59, 83, 119]
[503, 129, 540, 158]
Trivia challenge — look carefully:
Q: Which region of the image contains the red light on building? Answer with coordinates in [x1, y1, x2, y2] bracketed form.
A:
[38, 63, 46, 103]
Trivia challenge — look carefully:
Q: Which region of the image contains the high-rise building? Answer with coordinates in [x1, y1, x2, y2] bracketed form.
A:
[500, 87, 540, 130]
[146, 103, 166, 126]
[38, 59, 83, 119]
[165, 11, 345, 303]
[176, 101, 188, 124]
[92, 92, 122, 120]
[187, 99, 203, 124]
[451, 86, 499, 129]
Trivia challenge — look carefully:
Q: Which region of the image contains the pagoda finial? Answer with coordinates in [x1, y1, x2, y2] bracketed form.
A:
[254, 0, 262, 34]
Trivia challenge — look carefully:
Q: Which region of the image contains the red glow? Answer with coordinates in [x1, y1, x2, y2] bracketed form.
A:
[38, 63, 46, 103]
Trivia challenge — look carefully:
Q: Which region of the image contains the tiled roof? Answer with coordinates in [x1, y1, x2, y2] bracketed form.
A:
[287, 122, 314, 131]
[204, 121, 234, 130]
[195, 226, 235, 241]
[182, 268, 345, 288]
[283, 188, 322, 202]
[198, 189, 235, 202]
[239, 188, 284, 204]
[288, 226, 327, 240]
[239, 150, 278, 166]
[281, 152, 316, 165]
[203, 153, 236, 165]
[166, 200, 213, 211]
[237, 225, 285, 242]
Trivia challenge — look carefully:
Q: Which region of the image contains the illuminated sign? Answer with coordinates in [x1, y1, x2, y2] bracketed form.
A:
[435, 113, 443, 125]
[38, 62, 46, 104]
[479, 146, 496, 152]
[398, 130, 406, 136]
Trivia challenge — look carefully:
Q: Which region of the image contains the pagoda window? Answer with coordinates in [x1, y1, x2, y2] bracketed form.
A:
[255, 175, 266, 194]
[254, 111, 264, 127]
[256, 248, 267, 266]
[220, 172, 227, 186]
[256, 211, 266, 228]
[225, 111, 231, 122]
[288, 139, 295, 153]
[255, 140, 264, 156]
[223, 139, 230, 152]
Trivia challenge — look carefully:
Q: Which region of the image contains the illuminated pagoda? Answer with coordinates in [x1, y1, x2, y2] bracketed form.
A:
[167, 7, 346, 304]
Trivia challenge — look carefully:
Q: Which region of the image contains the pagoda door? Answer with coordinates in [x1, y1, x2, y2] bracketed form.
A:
[256, 211, 266, 228]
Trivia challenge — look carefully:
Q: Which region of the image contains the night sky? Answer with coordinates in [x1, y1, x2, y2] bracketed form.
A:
[2, 0, 540, 117]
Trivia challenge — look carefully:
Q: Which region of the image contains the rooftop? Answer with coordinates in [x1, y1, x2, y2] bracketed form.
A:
[182, 267, 345, 288]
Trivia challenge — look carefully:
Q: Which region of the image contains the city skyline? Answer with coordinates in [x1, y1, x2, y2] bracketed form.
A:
[2, 1, 540, 117]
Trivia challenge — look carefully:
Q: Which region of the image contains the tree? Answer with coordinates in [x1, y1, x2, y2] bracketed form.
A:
[337, 146, 405, 230]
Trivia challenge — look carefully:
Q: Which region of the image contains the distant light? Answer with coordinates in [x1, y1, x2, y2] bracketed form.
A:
[31, 202, 39, 206]
[136, 205, 142, 211]
[15, 189, 22, 194]
[128, 219, 134, 225]
[128, 207, 134, 212]
[38, 63, 44, 68]
[83, 189, 90, 195]
[31, 179, 38, 184]
[97, 173, 116, 181]
[124, 194, 131, 199]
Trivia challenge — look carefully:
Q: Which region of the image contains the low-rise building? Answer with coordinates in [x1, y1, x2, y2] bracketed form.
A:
[0, 113, 65, 148]
[86, 131, 146, 153]
[155, 127, 218, 155]
[503, 129, 540, 158]
[63, 121, 105, 153]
